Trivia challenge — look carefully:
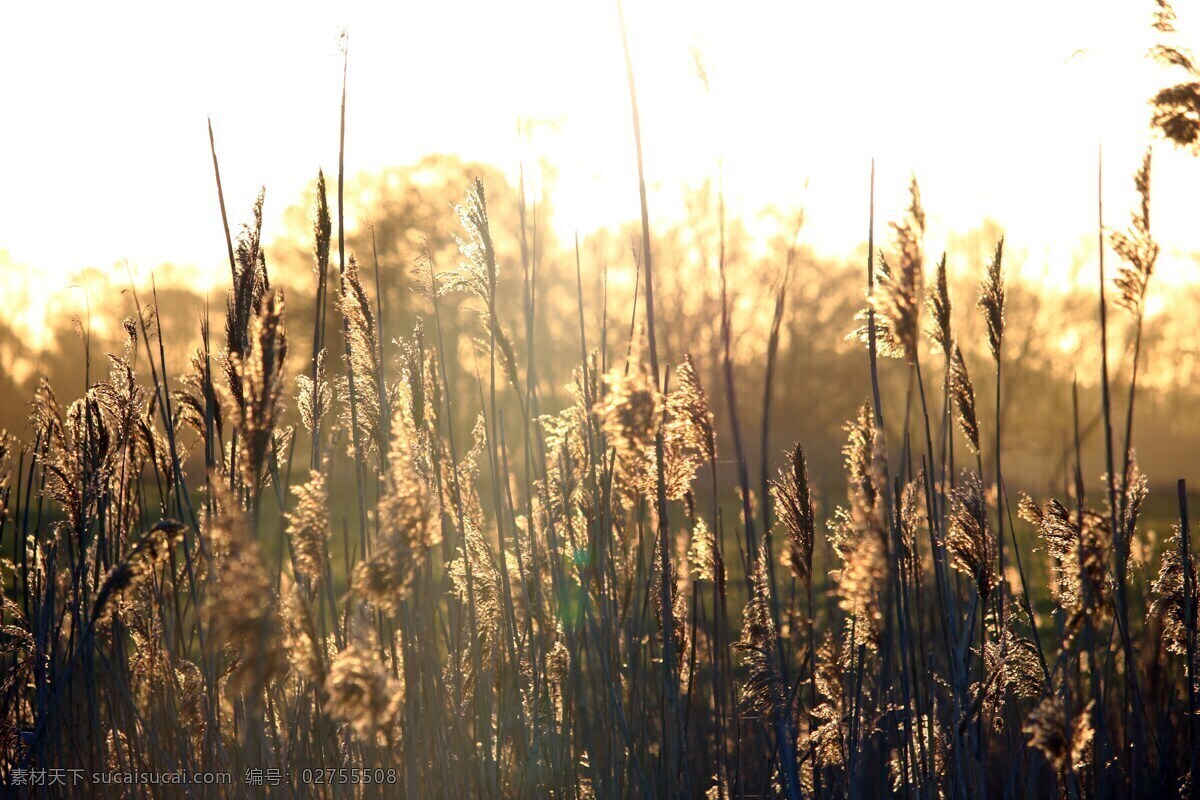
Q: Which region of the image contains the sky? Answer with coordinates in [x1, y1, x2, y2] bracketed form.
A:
[2, 0, 1198, 346]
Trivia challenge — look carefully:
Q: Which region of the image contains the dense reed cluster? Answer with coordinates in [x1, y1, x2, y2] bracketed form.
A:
[2, 18, 1200, 800]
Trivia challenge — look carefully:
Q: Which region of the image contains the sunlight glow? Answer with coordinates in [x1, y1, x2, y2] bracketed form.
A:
[2, 0, 1198, 338]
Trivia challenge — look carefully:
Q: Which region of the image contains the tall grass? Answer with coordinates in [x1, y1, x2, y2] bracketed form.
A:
[2, 20, 1200, 800]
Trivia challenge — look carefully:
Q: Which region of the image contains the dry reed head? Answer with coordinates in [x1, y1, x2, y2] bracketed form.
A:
[1150, 1, 1200, 151]
[445, 177, 498, 304]
[176, 346, 224, 444]
[662, 353, 715, 499]
[829, 520, 886, 651]
[285, 469, 331, 592]
[351, 406, 438, 612]
[324, 641, 402, 745]
[926, 253, 952, 354]
[652, 535, 690, 678]
[686, 517, 722, 583]
[1148, 523, 1200, 659]
[1023, 696, 1094, 774]
[949, 344, 980, 453]
[898, 473, 924, 570]
[772, 442, 815, 583]
[279, 574, 326, 686]
[0, 430, 13, 528]
[1019, 495, 1112, 642]
[338, 255, 387, 459]
[805, 632, 849, 770]
[397, 320, 429, 433]
[296, 349, 332, 436]
[312, 168, 332, 275]
[977, 238, 1005, 363]
[842, 402, 884, 534]
[1110, 149, 1159, 317]
[40, 387, 116, 536]
[665, 354, 715, 458]
[540, 364, 594, 517]
[946, 471, 996, 605]
[981, 619, 1044, 729]
[889, 711, 946, 792]
[829, 404, 887, 649]
[90, 520, 186, 626]
[595, 359, 661, 497]
[224, 190, 270, 367]
[228, 287, 289, 492]
[856, 176, 925, 362]
[1121, 458, 1149, 562]
[445, 516, 502, 706]
[203, 493, 282, 697]
[440, 178, 523, 391]
[735, 544, 784, 717]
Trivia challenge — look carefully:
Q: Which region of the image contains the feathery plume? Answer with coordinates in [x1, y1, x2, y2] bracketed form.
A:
[662, 353, 715, 499]
[228, 288, 288, 493]
[224, 190, 270, 368]
[1148, 523, 1200, 658]
[855, 179, 925, 362]
[90, 520, 186, 626]
[773, 442, 815, 583]
[324, 641, 402, 745]
[946, 471, 996, 604]
[735, 545, 785, 717]
[925, 253, 952, 354]
[351, 406, 438, 612]
[285, 470, 331, 592]
[1023, 696, 1094, 773]
[204, 494, 282, 695]
[977, 238, 1005, 363]
[1150, 1, 1200, 151]
[687, 517, 721, 583]
[1020, 495, 1112, 641]
[312, 169, 332, 277]
[1110, 149, 1159, 317]
[338, 255, 388, 460]
[295, 349, 332, 436]
[949, 343, 981, 453]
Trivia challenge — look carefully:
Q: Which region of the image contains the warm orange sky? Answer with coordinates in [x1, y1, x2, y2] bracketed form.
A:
[3, 0, 1199, 346]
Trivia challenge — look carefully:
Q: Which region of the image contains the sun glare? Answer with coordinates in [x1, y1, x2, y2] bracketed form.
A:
[1, 0, 1198, 339]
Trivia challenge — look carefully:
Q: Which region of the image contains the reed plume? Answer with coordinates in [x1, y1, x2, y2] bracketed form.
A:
[295, 349, 332, 437]
[285, 469, 332, 592]
[1151, 0, 1200, 151]
[1149, 523, 1200, 662]
[977, 238, 1005, 363]
[338, 255, 390, 460]
[324, 640, 402, 745]
[351, 405, 438, 612]
[946, 471, 996, 605]
[856, 177, 925, 362]
[662, 352, 715, 499]
[734, 545, 785, 717]
[773, 441, 815, 583]
[686, 517, 721, 583]
[949, 344, 981, 454]
[203, 490, 282, 696]
[227, 287, 288, 494]
[829, 404, 887, 649]
[1110, 150, 1159, 317]
[90, 519, 186, 626]
[926, 253, 952, 354]
[1019, 495, 1112, 643]
[1023, 695, 1094, 775]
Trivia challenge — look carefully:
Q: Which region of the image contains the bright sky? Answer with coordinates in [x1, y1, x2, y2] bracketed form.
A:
[2, 0, 1198, 347]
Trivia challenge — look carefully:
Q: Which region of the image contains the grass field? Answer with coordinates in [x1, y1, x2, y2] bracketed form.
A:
[4, 6, 1200, 799]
